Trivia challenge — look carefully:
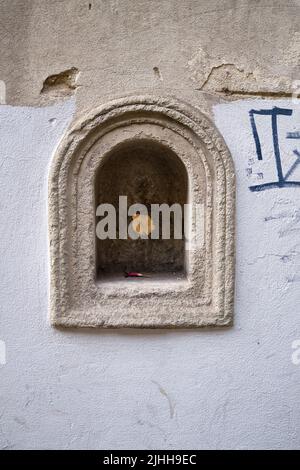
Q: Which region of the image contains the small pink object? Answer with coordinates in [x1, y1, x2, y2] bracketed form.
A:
[124, 271, 144, 278]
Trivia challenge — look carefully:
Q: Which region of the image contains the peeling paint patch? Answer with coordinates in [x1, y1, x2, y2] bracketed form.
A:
[153, 66, 163, 81]
[187, 46, 295, 98]
[41, 68, 79, 98]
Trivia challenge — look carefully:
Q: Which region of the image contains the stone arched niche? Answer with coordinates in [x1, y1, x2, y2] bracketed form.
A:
[49, 95, 235, 328]
[95, 139, 188, 277]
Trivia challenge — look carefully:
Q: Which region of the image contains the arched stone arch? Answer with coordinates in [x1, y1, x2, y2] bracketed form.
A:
[49, 95, 235, 327]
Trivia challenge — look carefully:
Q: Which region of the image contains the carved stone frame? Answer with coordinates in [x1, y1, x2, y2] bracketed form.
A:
[49, 95, 235, 328]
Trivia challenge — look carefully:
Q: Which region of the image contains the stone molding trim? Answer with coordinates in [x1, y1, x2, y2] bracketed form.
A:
[48, 94, 235, 328]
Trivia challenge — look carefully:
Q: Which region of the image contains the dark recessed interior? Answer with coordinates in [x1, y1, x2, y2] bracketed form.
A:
[95, 139, 188, 279]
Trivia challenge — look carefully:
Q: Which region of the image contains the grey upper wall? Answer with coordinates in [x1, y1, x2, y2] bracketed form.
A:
[0, 0, 299, 116]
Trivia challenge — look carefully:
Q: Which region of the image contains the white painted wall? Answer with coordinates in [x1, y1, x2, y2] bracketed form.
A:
[0, 98, 299, 450]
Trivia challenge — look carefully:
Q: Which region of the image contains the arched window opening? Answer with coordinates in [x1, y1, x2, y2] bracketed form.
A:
[95, 139, 188, 280]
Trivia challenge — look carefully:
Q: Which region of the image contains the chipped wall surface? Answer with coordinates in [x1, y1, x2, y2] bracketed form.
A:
[0, 0, 300, 449]
[1, 0, 300, 113]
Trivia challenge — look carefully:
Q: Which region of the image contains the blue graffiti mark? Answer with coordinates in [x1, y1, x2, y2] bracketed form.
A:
[284, 150, 300, 181]
[249, 107, 300, 192]
[286, 131, 300, 139]
[249, 181, 300, 192]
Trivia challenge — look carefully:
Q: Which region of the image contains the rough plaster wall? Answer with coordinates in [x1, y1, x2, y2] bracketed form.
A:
[0, 98, 299, 449]
[0, 0, 300, 114]
[0, 0, 300, 450]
